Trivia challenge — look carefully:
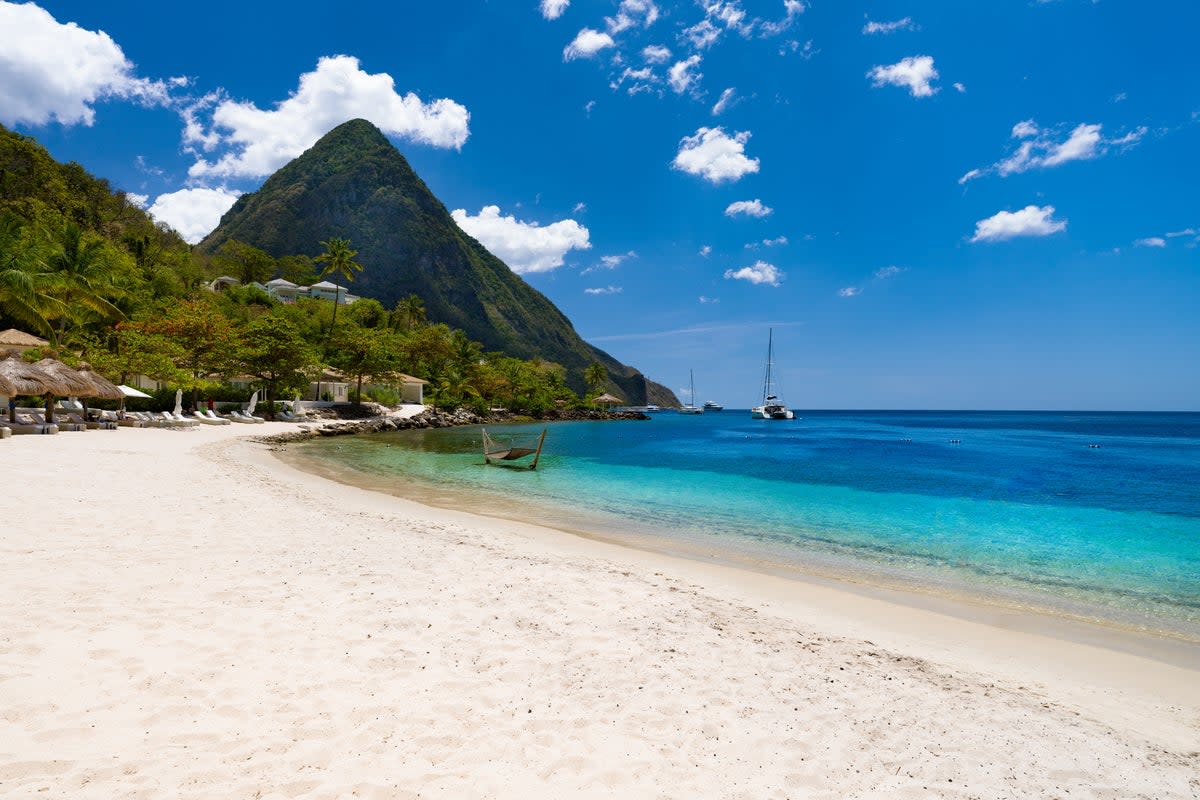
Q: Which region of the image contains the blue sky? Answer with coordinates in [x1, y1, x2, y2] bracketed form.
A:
[2, 0, 1197, 409]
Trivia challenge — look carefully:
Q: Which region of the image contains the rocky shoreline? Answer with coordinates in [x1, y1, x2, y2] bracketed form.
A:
[254, 406, 650, 445]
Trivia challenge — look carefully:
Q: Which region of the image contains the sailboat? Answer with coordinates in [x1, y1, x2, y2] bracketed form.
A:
[680, 369, 703, 414]
[750, 328, 795, 420]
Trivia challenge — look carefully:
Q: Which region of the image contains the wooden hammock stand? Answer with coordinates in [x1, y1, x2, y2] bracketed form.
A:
[481, 428, 547, 470]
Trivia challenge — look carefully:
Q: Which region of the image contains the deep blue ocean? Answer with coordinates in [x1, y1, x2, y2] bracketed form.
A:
[293, 411, 1200, 638]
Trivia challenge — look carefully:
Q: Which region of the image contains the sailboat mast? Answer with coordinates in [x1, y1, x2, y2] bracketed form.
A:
[763, 328, 774, 403]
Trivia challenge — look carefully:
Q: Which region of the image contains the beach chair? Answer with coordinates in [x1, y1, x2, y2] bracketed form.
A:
[31, 410, 84, 432]
[200, 409, 232, 425]
[226, 410, 255, 423]
[159, 411, 199, 429]
[232, 409, 265, 424]
[7, 412, 57, 434]
[189, 409, 225, 426]
[68, 411, 116, 430]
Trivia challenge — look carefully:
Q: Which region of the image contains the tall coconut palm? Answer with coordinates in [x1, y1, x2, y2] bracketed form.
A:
[43, 223, 124, 346]
[314, 237, 363, 343]
[0, 212, 61, 337]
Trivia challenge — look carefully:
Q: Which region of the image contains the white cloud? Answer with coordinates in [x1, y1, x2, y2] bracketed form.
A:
[1011, 119, 1039, 138]
[540, 0, 570, 20]
[125, 192, 149, 209]
[699, 245, 713, 257]
[875, 265, 903, 279]
[572, 201, 587, 213]
[953, 82, 966, 93]
[672, 127, 760, 184]
[970, 205, 1067, 243]
[601, 251, 636, 267]
[1166, 228, 1197, 238]
[642, 45, 672, 63]
[867, 55, 940, 98]
[698, 295, 719, 304]
[564, 28, 616, 61]
[668, 55, 703, 95]
[187, 56, 469, 179]
[147, 187, 243, 244]
[1040, 123, 1103, 167]
[962, 121, 1146, 183]
[451, 205, 591, 274]
[606, 0, 659, 34]
[760, 0, 807, 36]
[711, 87, 736, 115]
[863, 17, 917, 35]
[584, 250, 637, 274]
[682, 19, 722, 49]
[725, 199, 773, 218]
[762, 235, 788, 247]
[0, 1, 171, 127]
[584, 285, 623, 295]
[1134, 237, 1166, 248]
[838, 287, 861, 297]
[724, 260, 783, 286]
[611, 66, 660, 95]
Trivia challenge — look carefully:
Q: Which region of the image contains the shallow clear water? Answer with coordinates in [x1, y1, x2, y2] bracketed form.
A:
[292, 411, 1200, 638]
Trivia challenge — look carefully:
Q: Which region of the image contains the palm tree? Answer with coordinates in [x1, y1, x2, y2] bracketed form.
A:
[584, 360, 608, 400]
[314, 237, 363, 342]
[391, 293, 426, 331]
[0, 213, 60, 337]
[43, 222, 124, 346]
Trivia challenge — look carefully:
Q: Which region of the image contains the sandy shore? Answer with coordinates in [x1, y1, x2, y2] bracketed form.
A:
[1, 423, 1197, 798]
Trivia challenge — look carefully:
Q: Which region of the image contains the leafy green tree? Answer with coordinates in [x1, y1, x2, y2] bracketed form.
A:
[238, 315, 318, 419]
[276, 254, 319, 285]
[314, 237, 362, 341]
[139, 298, 235, 409]
[329, 325, 403, 404]
[72, 326, 184, 387]
[345, 297, 388, 329]
[216, 239, 276, 285]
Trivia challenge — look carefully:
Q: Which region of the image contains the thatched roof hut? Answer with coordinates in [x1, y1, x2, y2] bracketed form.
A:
[0, 355, 64, 396]
[75, 363, 125, 401]
[34, 358, 96, 397]
[0, 328, 49, 352]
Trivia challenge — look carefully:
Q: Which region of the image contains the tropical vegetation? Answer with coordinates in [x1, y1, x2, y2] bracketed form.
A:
[0, 123, 615, 417]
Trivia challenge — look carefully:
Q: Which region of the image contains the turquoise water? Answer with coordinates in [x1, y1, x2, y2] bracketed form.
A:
[292, 411, 1200, 638]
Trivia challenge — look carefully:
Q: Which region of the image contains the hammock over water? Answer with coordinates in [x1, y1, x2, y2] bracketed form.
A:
[482, 428, 547, 470]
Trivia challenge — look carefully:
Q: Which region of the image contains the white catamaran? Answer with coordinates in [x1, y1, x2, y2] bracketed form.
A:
[750, 328, 795, 420]
[680, 369, 703, 414]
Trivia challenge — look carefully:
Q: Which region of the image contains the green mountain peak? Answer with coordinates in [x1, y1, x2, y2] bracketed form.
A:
[199, 119, 676, 405]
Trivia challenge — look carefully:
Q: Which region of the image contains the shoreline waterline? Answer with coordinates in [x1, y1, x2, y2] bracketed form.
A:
[276, 429, 1200, 667]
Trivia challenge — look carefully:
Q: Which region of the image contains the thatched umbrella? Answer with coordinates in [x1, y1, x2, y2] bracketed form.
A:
[0, 328, 49, 352]
[0, 355, 65, 423]
[34, 358, 96, 423]
[594, 392, 624, 410]
[75, 363, 124, 400]
[74, 362, 125, 420]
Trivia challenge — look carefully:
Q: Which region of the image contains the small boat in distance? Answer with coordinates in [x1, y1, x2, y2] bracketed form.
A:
[751, 328, 794, 420]
[703, 401, 724, 411]
[680, 369, 703, 414]
[482, 428, 547, 470]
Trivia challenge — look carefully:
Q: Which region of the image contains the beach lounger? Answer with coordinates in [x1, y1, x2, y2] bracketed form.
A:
[189, 410, 225, 425]
[226, 410, 255, 423]
[5, 412, 58, 434]
[31, 410, 84, 432]
[232, 409, 265, 424]
[68, 411, 117, 430]
[200, 409, 231, 425]
[160, 411, 199, 429]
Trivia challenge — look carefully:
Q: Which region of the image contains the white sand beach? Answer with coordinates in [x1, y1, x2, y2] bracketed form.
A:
[1, 423, 1197, 798]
